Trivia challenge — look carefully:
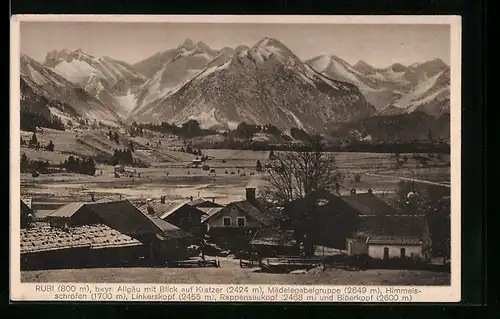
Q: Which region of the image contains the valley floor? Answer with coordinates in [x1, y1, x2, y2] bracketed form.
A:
[21, 150, 450, 211]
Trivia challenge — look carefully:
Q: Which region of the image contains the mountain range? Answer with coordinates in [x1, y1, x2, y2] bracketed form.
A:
[305, 54, 450, 112]
[19, 37, 451, 138]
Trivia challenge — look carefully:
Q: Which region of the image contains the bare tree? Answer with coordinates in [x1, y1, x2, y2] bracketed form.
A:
[262, 147, 341, 205]
[261, 142, 341, 256]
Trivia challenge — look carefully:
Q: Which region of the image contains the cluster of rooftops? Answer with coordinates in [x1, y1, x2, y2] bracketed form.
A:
[20, 186, 429, 254]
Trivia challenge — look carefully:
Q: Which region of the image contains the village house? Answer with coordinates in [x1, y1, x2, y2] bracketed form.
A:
[283, 188, 400, 250]
[45, 198, 196, 266]
[202, 187, 280, 251]
[138, 196, 208, 237]
[283, 189, 361, 250]
[345, 214, 432, 261]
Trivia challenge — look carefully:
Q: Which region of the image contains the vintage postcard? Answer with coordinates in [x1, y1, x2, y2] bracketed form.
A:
[10, 15, 461, 302]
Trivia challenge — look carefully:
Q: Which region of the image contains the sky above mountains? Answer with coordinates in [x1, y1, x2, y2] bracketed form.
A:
[21, 22, 450, 69]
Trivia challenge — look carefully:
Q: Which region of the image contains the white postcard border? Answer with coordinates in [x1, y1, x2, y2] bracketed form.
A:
[10, 14, 462, 302]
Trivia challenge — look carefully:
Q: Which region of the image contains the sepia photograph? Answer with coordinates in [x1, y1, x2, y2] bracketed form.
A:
[10, 15, 461, 301]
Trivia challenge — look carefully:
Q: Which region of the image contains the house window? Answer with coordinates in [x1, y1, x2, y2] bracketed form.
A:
[400, 248, 406, 258]
[383, 247, 389, 260]
[237, 217, 246, 227]
[223, 217, 231, 227]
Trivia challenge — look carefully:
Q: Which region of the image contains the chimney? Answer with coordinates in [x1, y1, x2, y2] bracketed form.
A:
[367, 188, 373, 194]
[246, 187, 256, 202]
[350, 188, 356, 195]
[190, 196, 193, 201]
[90, 193, 95, 202]
[160, 196, 166, 204]
[212, 197, 215, 203]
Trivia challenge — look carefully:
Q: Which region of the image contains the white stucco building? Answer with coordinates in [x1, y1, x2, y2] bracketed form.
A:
[346, 214, 432, 261]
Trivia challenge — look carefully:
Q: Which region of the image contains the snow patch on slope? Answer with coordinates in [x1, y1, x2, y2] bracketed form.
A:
[27, 65, 48, 86]
[187, 108, 221, 129]
[404, 87, 449, 113]
[393, 71, 443, 108]
[52, 59, 95, 83]
[115, 90, 138, 113]
[196, 58, 231, 81]
[283, 109, 304, 129]
[48, 107, 73, 123]
[310, 55, 331, 73]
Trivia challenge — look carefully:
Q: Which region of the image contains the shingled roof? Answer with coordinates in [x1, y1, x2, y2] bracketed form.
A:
[250, 229, 296, 247]
[20, 224, 142, 254]
[355, 215, 427, 245]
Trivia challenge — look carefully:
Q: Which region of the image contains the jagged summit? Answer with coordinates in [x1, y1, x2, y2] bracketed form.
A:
[180, 38, 196, 50]
[41, 48, 146, 118]
[353, 60, 376, 74]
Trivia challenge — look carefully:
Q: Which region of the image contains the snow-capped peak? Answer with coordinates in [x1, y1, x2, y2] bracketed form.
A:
[248, 37, 303, 67]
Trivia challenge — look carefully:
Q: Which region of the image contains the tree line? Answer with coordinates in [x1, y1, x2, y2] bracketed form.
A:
[21, 133, 55, 151]
[60, 156, 96, 175]
[21, 110, 65, 132]
[20, 153, 51, 174]
[137, 120, 218, 138]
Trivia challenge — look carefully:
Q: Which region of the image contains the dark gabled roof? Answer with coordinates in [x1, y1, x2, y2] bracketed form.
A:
[355, 214, 427, 244]
[47, 202, 87, 218]
[232, 199, 284, 226]
[202, 197, 281, 226]
[137, 204, 194, 239]
[341, 193, 398, 215]
[186, 198, 223, 208]
[21, 199, 34, 217]
[84, 200, 187, 238]
[200, 207, 223, 222]
[250, 229, 296, 247]
[139, 201, 186, 219]
[139, 201, 207, 220]
[21, 197, 33, 209]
